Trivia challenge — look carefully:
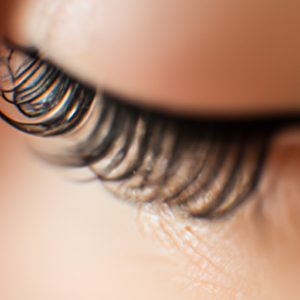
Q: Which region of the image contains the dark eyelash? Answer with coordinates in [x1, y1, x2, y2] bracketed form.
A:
[0, 42, 95, 136]
[0, 41, 296, 218]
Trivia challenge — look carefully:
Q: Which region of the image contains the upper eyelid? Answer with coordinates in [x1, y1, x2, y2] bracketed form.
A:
[0, 41, 296, 219]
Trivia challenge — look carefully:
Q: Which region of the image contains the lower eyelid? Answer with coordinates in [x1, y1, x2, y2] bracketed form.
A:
[0, 41, 286, 219]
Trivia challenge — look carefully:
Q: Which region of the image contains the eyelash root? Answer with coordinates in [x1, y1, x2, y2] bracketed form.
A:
[0, 40, 286, 218]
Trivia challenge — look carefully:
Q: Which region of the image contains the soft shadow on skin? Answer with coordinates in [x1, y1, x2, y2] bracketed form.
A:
[5, 0, 300, 116]
[136, 125, 300, 300]
[0, 1, 20, 31]
[255, 126, 300, 300]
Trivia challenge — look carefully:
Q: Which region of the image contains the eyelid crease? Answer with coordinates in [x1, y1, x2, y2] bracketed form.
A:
[0, 40, 295, 219]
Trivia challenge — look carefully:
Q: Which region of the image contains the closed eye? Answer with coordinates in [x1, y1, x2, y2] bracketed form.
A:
[0, 40, 296, 218]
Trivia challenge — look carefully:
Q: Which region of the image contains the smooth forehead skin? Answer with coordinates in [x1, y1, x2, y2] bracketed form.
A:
[4, 0, 300, 116]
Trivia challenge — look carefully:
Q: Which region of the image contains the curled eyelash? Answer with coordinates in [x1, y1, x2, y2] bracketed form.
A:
[0, 42, 95, 136]
[0, 41, 289, 218]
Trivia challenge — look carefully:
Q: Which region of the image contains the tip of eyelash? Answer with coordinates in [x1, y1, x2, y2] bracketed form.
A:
[0, 39, 95, 137]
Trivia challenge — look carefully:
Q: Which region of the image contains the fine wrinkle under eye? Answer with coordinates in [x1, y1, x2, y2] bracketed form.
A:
[0, 40, 294, 218]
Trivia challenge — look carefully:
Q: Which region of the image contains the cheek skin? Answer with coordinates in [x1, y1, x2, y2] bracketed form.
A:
[4, 113, 300, 300]
[4, 0, 300, 116]
[2, 118, 300, 300]
[138, 126, 300, 300]
[0, 120, 188, 300]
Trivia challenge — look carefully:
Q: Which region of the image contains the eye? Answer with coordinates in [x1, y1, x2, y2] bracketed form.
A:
[0, 40, 288, 218]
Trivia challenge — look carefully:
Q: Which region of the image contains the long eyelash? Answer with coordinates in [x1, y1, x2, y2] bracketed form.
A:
[0, 41, 295, 218]
[0, 43, 95, 136]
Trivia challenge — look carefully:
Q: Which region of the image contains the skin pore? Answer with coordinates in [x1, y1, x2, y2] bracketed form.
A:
[0, 0, 300, 299]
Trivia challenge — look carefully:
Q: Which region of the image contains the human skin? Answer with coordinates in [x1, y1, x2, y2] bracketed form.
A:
[0, 0, 300, 299]
[3, 0, 300, 117]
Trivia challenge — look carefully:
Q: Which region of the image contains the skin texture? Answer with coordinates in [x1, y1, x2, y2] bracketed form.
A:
[0, 0, 300, 299]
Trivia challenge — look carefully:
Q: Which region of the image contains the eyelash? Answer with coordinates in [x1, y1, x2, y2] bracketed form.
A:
[0, 41, 286, 218]
[0, 43, 95, 136]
